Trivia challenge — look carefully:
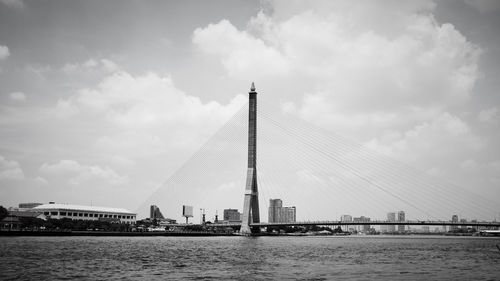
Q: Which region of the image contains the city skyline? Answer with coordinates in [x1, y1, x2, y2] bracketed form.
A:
[1, 1, 500, 221]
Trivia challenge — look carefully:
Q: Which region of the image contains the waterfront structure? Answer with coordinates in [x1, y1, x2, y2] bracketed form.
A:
[268, 199, 296, 223]
[150, 205, 165, 220]
[241, 83, 260, 234]
[398, 211, 405, 232]
[32, 203, 136, 223]
[387, 212, 396, 232]
[223, 209, 241, 222]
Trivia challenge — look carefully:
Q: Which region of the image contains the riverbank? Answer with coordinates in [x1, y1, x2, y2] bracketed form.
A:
[0, 230, 236, 237]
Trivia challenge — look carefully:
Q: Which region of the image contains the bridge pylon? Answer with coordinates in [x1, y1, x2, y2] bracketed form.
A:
[240, 82, 260, 235]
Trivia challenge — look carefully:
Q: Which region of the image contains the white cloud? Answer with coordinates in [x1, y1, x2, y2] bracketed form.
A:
[57, 70, 246, 154]
[9, 92, 26, 102]
[365, 112, 483, 165]
[194, 3, 480, 126]
[0, 45, 10, 60]
[193, 19, 289, 77]
[62, 58, 118, 73]
[216, 182, 237, 191]
[33, 176, 49, 186]
[0, 155, 25, 180]
[478, 107, 498, 123]
[39, 160, 128, 185]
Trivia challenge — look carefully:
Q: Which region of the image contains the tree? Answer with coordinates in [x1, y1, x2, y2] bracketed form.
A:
[0, 206, 8, 221]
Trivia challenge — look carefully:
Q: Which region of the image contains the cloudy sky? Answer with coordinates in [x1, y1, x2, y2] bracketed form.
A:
[1, 0, 499, 221]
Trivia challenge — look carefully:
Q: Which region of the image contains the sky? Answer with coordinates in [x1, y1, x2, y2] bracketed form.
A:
[1, 0, 499, 222]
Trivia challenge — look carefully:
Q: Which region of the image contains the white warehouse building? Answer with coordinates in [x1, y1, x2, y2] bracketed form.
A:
[32, 203, 137, 224]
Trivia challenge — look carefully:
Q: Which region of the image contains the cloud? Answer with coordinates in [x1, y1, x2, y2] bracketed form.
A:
[39, 160, 128, 185]
[478, 107, 498, 123]
[0, 155, 25, 180]
[191, 1, 487, 189]
[57, 70, 246, 154]
[365, 112, 484, 166]
[193, 19, 289, 77]
[0, 45, 9, 60]
[62, 59, 118, 73]
[33, 176, 48, 186]
[464, 0, 500, 13]
[0, 0, 23, 9]
[194, 2, 480, 120]
[9, 92, 26, 102]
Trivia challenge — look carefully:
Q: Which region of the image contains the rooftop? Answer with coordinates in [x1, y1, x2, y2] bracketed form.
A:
[33, 203, 135, 214]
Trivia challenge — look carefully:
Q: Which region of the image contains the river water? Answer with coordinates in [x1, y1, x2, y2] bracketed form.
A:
[0, 235, 499, 280]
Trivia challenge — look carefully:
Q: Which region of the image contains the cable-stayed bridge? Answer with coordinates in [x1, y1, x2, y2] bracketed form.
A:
[138, 84, 499, 233]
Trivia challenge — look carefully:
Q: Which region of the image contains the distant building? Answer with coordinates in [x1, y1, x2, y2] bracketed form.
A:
[268, 199, 282, 223]
[387, 212, 396, 232]
[460, 218, 468, 230]
[451, 214, 459, 231]
[353, 216, 371, 232]
[398, 211, 405, 232]
[32, 203, 136, 224]
[281, 206, 296, 223]
[223, 209, 241, 222]
[150, 205, 165, 220]
[341, 215, 352, 231]
[268, 199, 296, 223]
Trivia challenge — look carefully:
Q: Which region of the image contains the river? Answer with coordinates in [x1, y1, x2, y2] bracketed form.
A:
[1, 235, 499, 280]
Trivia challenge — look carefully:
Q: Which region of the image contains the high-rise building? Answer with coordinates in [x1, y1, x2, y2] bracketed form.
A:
[268, 199, 283, 223]
[268, 199, 296, 223]
[281, 206, 296, 223]
[387, 212, 396, 232]
[223, 209, 241, 222]
[150, 205, 165, 220]
[398, 211, 405, 232]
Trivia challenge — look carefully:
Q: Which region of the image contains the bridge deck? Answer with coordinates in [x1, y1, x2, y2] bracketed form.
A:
[207, 220, 500, 228]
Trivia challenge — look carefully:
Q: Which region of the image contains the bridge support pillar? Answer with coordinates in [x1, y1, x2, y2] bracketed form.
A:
[241, 83, 260, 235]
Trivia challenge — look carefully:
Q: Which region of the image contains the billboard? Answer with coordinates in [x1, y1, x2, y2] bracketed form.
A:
[182, 205, 193, 217]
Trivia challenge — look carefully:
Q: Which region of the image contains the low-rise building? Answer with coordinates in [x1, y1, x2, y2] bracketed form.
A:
[32, 203, 136, 224]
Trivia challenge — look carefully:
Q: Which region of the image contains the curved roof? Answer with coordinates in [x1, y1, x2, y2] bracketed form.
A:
[33, 203, 135, 214]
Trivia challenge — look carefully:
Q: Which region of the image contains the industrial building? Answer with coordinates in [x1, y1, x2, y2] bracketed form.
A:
[32, 203, 136, 224]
